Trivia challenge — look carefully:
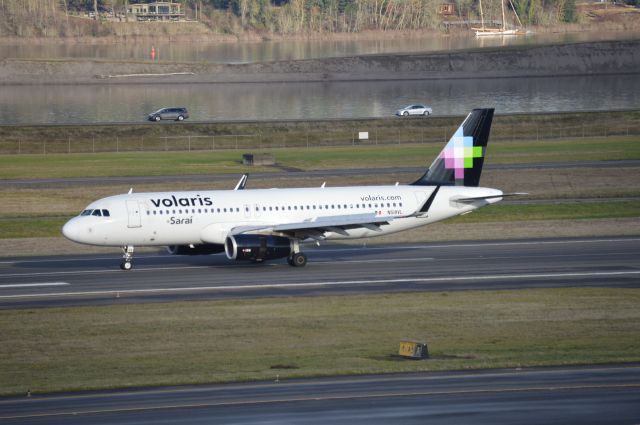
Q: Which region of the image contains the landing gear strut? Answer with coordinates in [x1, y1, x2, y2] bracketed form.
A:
[287, 240, 307, 267]
[120, 245, 134, 270]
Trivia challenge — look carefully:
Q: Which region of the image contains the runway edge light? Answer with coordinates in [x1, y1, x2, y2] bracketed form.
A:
[399, 340, 429, 359]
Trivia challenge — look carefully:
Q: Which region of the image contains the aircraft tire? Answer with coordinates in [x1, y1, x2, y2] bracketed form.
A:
[291, 253, 307, 267]
[120, 261, 132, 271]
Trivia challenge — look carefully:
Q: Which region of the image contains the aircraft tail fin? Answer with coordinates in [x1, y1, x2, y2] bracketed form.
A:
[411, 108, 494, 187]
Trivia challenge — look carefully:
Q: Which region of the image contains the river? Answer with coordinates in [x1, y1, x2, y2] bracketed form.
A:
[1, 32, 638, 124]
[1, 31, 637, 64]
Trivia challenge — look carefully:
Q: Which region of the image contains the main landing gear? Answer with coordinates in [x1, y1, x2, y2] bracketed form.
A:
[120, 245, 134, 270]
[287, 240, 307, 267]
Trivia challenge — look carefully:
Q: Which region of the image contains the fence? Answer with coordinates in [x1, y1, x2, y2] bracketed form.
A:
[1, 121, 638, 155]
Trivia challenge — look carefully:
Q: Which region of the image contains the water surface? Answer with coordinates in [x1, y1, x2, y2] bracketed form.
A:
[1, 74, 637, 125]
[1, 31, 637, 64]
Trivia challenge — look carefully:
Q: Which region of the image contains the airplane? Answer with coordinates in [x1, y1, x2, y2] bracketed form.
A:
[62, 108, 514, 270]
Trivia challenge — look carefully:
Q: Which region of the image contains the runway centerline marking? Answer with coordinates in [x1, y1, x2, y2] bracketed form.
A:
[0, 270, 638, 300]
[0, 282, 69, 289]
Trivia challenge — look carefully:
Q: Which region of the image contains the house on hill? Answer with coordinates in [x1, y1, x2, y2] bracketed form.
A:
[127, 1, 185, 21]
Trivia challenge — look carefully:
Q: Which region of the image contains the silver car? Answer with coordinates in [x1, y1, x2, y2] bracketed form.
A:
[395, 104, 433, 117]
[148, 107, 189, 122]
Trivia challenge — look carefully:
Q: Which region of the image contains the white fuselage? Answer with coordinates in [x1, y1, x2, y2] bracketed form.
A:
[62, 184, 503, 247]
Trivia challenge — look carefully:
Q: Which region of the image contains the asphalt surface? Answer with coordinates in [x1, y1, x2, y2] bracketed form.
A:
[1, 160, 638, 188]
[1, 365, 639, 424]
[1, 236, 638, 309]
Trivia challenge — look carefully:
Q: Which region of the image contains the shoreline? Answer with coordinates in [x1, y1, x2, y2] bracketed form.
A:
[1, 39, 639, 85]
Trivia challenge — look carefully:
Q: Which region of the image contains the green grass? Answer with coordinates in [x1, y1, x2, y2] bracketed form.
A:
[0, 215, 68, 238]
[1, 288, 638, 395]
[0, 136, 638, 180]
[451, 201, 640, 223]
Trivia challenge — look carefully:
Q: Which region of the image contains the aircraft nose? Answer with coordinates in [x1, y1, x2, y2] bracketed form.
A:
[62, 218, 82, 243]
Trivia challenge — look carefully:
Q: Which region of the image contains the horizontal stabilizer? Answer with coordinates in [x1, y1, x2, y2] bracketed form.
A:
[454, 192, 528, 202]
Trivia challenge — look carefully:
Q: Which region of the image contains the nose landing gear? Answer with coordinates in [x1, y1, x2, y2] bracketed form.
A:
[120, 246, 134, 270]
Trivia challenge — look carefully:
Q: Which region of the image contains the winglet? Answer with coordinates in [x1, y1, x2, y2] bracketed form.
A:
[234, 174, 249, 190]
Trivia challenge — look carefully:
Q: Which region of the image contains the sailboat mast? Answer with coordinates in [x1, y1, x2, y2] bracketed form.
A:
[479, 0, 485, 30]
[501, 0, 506, 31]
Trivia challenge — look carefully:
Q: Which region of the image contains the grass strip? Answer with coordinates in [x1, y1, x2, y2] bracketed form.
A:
[1, 288, 638, 396]
[1, 202, 637, 239]
[0, 136, 638, 180]
[0, 215, 68, 238]
[450, 201, 640, 223]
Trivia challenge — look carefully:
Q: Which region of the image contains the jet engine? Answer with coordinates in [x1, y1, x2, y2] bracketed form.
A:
[225, 234, 292, 262]
[166, 244, 225, 255]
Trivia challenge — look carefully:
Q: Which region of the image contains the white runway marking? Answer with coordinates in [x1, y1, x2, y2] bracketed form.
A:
[0, 270, 638, 300]
[0, 282, 69, 289]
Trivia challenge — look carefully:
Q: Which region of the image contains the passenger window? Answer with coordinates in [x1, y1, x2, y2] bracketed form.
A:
[92, 210, 102, 216]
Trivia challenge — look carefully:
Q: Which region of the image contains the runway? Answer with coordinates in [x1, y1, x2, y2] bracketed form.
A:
[1, 236, 638, 309]
[1, 364, 639, 424]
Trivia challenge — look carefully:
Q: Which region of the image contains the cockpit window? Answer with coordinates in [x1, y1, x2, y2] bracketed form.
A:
[92, 209, 102, 216]
[102, 209, 110, 217]
[81, 209, 93, 216]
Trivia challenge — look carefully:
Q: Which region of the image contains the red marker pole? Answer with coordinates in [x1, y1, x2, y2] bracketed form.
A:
[150, 46, 156, 60]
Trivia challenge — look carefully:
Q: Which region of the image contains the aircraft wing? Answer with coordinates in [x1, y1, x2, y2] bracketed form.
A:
[230, 212, 397, 240]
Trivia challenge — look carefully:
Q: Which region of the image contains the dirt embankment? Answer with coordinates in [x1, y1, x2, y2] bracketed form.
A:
[0, 39, 638, 85]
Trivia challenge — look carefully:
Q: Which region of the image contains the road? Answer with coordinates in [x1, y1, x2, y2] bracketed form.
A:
[1, 365, 639, 424]
[1, 236, 638, 309]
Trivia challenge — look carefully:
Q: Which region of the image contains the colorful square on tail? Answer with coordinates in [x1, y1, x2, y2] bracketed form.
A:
[438, 127, 484, 179]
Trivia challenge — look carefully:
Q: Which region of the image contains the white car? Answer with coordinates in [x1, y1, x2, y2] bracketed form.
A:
[395, 104, 433, 117]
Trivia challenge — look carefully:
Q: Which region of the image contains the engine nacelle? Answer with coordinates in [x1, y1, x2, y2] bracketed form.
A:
[167, 244, 225, 256]
[225, 234, 292, 262]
